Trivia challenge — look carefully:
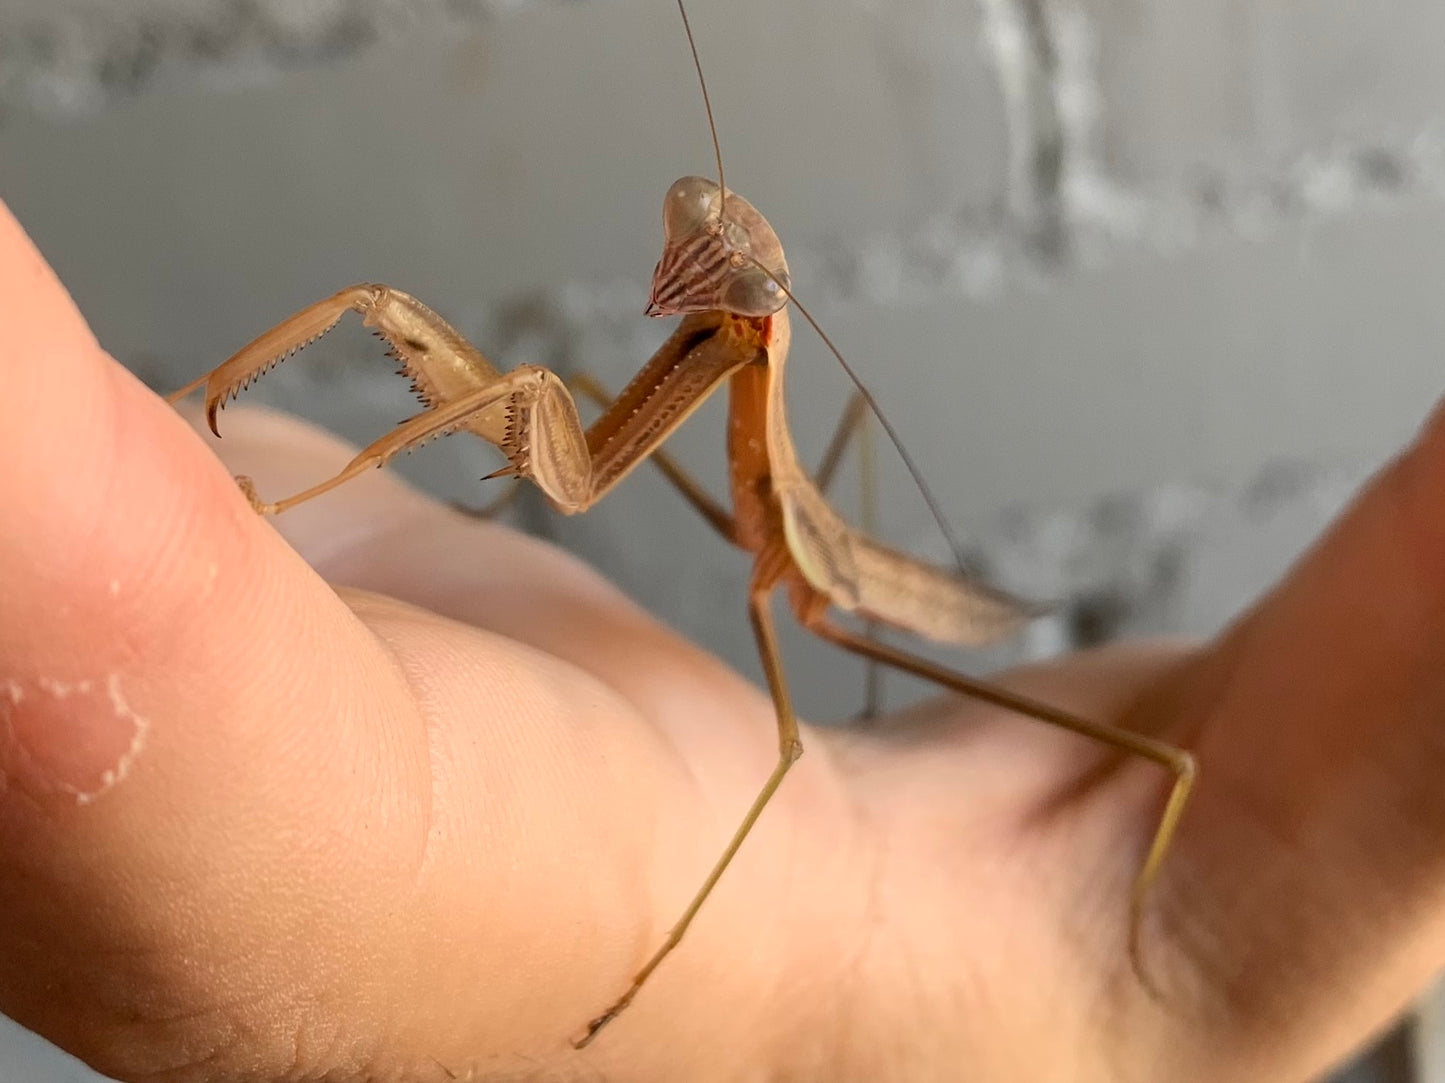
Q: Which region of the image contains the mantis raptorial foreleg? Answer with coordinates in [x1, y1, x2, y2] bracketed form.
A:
[449, 371, 743, 538]
[575, 375, 873, 547]
[169, 283, 586, 514]
[567, 371, 739, 543]
[567, 374, 872, 547]
[243, 367, 584, 516]
[169, 285, 753, 522]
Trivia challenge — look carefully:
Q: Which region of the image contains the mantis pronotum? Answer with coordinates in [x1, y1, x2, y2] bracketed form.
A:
[167, 0, 1197, 1049]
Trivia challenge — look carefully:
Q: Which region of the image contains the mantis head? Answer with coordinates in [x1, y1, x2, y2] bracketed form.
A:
[646, 176, 792, 318]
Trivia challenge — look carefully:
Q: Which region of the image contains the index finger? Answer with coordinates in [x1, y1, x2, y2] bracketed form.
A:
[0, 197, 437, 1079]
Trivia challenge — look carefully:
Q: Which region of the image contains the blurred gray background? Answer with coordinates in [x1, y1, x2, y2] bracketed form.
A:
[0, 0, 1442, 1079]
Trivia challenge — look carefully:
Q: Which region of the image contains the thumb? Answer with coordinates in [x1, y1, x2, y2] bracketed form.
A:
[1152, 395, 1445, 1075]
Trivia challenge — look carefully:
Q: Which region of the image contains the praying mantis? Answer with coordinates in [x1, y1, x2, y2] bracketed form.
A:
[166, 0, 1197, 1050]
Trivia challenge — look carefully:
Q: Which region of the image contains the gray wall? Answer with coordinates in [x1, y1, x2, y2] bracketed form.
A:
[2, 0, 1443, 1079]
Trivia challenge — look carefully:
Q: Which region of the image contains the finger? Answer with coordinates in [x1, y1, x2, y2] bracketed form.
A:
[1142, 398, 1445, 1077]
[0, 200, 443, 1079]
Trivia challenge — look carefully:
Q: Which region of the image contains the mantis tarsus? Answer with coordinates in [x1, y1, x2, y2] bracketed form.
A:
[166, 0, 1197, 1051]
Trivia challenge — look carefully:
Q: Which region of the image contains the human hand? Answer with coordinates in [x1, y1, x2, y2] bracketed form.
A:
[2, 196, 1444, 1083]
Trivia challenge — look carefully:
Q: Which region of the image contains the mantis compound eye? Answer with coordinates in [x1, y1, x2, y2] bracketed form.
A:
[660, 175, 718, 241]
[649, 176, 791, 318]
[722, 266, 789, 317]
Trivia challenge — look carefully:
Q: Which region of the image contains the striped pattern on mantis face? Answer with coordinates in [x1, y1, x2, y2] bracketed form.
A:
[168, 7, 1196, 1051]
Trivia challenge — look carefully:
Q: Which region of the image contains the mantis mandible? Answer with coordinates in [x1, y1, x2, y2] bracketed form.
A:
[167, 0, 1197, 1050]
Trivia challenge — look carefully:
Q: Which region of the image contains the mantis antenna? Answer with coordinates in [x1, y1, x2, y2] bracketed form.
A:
[671, 0, 978, 577]
[674, 0, 727, 225]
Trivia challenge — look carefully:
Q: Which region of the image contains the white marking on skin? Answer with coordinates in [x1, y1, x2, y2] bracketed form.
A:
[37, 676, 94, 697]
[0, 675, 150, 804]
[75, 673, 150, 805]
[108, 578, 121, 597]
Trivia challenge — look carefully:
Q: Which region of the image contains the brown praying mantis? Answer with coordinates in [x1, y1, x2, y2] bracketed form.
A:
[166, 0, 1197, 1050]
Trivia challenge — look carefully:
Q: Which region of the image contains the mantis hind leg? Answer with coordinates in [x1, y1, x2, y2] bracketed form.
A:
[794, 592, 1196, 980]
[573, 542, 803, 1048]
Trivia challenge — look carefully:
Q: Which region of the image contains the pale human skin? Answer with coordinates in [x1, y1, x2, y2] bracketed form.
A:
[3, 193, 1445, 1083]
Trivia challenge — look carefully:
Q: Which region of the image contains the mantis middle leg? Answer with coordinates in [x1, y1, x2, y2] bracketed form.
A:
[574, 540, 804, 1048]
